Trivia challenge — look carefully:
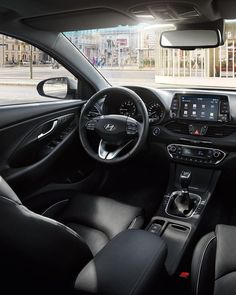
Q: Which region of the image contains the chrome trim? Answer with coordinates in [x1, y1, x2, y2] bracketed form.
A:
[38, 120, 58, 139]
[167, 143, 227, 165]
[165, 191, 202, 219]
[104, 124, 116, 132]
[98, 139, 133, 160]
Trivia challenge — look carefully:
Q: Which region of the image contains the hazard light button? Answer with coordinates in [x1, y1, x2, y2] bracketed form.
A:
[189, 124, 208, 136]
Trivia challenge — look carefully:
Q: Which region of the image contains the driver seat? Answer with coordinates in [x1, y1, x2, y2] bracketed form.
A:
[0, 176, 143, 292]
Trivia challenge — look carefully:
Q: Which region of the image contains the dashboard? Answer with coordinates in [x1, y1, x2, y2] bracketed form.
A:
[102, 87, 165, 125]
[88, 86, 236, 168]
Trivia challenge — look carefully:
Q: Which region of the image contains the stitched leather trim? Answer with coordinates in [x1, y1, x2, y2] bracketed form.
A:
[195, 234, 216, 295]
[42, 199, 69, 216]
[0, 194, 18, 205]
[215, 270, 236, 281]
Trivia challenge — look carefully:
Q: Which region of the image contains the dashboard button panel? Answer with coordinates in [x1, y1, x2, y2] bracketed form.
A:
[167, 144, 226, 165]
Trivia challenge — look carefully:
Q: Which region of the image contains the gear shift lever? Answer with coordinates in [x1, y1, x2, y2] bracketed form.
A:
[180, 171, 192, 191]
[174, 171, 193, 215]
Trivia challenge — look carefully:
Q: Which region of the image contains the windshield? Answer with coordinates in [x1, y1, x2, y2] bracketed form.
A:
[65, 21, 236, 89]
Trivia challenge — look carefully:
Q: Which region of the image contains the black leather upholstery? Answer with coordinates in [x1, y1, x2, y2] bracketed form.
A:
[0, 176, 144, 292]
[191, 232, 216, 295]
[0, 175, 21, 204]
[75, 229, 167, 295]
[0, 176, 92, 292]
[43, 193, 144, 255]
[192, 224, 236, 295]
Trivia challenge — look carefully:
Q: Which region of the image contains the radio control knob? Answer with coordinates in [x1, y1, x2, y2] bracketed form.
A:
[168, 145, 177, 153]
[213, 150, 221, 158]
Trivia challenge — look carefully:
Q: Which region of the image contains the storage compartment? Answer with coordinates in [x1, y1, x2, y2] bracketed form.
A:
[147, 217, 191, 276]
[75, 230, 167, 295]
[161, 222, 191, 275]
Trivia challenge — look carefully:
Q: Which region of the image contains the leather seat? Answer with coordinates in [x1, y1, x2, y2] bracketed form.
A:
[42, 193, 144, 255]
[191, 224, 236, 295]
[0, 176, 143, 292]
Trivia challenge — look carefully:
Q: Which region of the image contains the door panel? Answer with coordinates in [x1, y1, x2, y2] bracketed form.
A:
[0, 100, 85, 188]
[0, 100, 82, 128]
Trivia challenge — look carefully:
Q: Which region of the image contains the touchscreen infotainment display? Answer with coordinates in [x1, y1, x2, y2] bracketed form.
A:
[180, 95, 219, 121]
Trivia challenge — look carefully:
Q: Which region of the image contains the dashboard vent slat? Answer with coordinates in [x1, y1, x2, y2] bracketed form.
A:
[165, 122, 189, 134]
[166, 122, 236, 137]
[206, 126, 235, 137]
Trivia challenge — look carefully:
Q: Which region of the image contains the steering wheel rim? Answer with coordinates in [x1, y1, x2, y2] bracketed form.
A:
[79, 86, 149, 164]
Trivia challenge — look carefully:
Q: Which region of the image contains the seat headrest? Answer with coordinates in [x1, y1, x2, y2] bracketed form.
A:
[0, 176, 21, 205]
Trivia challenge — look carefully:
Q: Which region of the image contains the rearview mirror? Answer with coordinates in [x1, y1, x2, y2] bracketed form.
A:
[37, 77, 77, 99]
[160, 29, 221, 49]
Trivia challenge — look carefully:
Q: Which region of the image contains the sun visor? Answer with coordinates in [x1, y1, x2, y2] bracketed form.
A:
[217, 0, 236, 19]
[23, 8, 137, 32]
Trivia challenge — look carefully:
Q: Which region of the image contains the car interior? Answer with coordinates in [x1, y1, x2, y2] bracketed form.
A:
[1, 0, 236, 294]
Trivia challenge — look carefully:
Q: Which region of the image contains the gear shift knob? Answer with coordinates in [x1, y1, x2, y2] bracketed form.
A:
[180, 171, 192, 190]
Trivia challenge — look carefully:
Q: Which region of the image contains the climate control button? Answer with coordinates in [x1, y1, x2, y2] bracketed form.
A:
[168, 145, 177, 153]
[167, 144, 226, 165]
[213, 150, 221, 158]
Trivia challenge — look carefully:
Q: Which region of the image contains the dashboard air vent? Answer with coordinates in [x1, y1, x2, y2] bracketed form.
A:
[206, 126, 236, 137]
[165, 122, 189, 134]
[166, 122, 236, 137]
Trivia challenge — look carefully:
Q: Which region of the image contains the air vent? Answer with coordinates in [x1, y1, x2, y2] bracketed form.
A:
[165, 122, 189, 134]
[166, 122, 236, 137]
[206, 126, 236, 137]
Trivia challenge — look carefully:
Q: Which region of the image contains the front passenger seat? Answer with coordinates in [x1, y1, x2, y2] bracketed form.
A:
[0, 176, 143, 292]
[191, 224, 236, 295]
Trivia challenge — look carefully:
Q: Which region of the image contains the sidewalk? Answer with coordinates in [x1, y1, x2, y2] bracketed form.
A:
[155, 76, 236, 89]
[0, 78, 40, 86]
[98, 65, 155, 71]
[1, 68, 236, 89]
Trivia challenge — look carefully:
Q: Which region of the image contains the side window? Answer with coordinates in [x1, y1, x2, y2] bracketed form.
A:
[0, 34, 78, 105]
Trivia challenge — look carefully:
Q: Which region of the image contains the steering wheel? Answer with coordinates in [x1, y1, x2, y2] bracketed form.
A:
[79, 87, 149, 163]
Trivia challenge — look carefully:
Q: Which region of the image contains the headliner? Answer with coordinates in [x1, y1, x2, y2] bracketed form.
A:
[0, 0, 235, 32]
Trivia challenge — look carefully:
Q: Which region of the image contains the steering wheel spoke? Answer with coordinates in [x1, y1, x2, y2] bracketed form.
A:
[85, 119, 97, 131]
[84, 116, 101, 131]
[126, 117, 141, 136]
[98, 140, 134, 160]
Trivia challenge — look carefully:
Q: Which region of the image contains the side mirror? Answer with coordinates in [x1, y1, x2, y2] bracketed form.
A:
[37, 77, 77, 99]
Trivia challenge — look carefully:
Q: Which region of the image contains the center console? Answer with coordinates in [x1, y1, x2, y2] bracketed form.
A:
[147, 163, 221, 276]
[147, 93, 231, 276]
[165, 93, 231, 166]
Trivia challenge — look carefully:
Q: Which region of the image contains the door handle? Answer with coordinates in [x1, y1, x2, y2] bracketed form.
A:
[38, 120, 58, 139]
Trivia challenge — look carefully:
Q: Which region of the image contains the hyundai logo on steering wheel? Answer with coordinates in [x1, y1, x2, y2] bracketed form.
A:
[104, 124, 116, 132]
